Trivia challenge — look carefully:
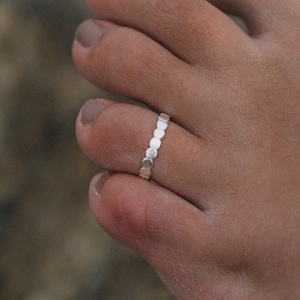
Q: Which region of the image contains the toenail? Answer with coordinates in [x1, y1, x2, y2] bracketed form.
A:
[75, 19, 107, 48]
[80, 99, 105, 126]
[94, 172, 110, 196]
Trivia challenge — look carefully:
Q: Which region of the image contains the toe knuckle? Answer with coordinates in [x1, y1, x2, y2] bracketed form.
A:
[105, 177, 149, 237]
[98, 28, 160, 88]
[151, 0, 184, 18]
[93, 104, 144, 160]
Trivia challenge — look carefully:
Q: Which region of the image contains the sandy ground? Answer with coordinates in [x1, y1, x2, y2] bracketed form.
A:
[0, 1, 174, 299]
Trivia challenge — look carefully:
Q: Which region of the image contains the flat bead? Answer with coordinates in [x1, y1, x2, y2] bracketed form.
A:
[150, 137, 161, 149]
[139, 174, 150, 180]
[142, 158, 153, 169]
[159, 113, 170, 123]
[154, 128, 165, 139]
[157, 120, 168, 130]
[146, 147, 158, 159]
[139, 167, 151, 180]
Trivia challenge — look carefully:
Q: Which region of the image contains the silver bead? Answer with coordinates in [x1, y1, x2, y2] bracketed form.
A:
[157, 120, 168, 130]
[146, 147, 158, 159]
[142, 158, 153, 169]
[150, 137, 161, 149]
[154, 128, 165, 139]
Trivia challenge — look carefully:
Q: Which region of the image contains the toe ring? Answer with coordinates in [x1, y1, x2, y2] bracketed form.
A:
[139, 113, 170, 181]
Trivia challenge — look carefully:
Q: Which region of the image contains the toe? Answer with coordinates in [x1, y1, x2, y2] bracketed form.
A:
[89, 173, 206, 248]
[210, 0, 300, 38]
[85, 0, 250, 65]
[72, 20, 256, 134]
[76, 99, 221, 209]
[73, 20, 217, 131]
[89, 172, 212, 298]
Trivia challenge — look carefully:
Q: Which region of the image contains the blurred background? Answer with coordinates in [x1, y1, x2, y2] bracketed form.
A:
[0, 0, 174, 299]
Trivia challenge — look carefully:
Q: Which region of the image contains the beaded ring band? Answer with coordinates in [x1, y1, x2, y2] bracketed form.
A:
[139, 113, 170, 181]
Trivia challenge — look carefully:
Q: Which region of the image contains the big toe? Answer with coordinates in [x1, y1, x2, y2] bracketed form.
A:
[89, 172, 212, 299]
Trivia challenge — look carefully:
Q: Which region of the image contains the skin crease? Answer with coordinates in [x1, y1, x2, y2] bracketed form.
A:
[73, 0, 300, 299]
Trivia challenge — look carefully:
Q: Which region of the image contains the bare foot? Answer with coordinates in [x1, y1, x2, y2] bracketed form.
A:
[73, 0, 300, 299]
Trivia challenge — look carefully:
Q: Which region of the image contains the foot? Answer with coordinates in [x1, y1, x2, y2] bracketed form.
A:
[73, 0, 300, 299]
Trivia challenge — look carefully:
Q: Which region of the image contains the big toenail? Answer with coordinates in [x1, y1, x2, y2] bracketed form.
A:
[80, 99, 105, 126]
[75, 19, 107, 48]
[94, 172, 110, 196]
